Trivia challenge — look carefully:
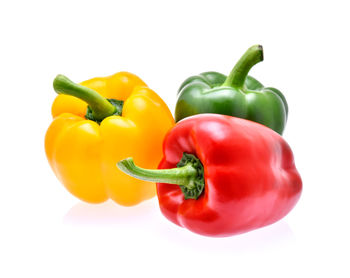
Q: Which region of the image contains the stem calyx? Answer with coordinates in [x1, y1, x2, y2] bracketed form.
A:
[176, 153, 205, 199]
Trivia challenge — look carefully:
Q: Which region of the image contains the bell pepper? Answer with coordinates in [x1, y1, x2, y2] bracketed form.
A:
[118, 114, 302, 237]
[45, 72, 174, 206]
[175, 45, 288, 134]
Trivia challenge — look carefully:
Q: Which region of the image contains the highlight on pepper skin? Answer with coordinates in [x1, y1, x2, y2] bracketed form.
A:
[45, 72, 174, 206]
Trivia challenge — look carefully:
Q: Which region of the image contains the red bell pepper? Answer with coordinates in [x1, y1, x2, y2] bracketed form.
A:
[118, 114, 302, 237]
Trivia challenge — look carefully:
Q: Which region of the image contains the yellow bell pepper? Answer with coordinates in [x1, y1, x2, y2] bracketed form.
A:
[45, 72, 174, 206]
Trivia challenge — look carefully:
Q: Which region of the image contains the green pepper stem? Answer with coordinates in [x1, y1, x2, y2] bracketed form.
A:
[117, 157, 198, 190]
[53, 74, 116, 121]
[222, 45, 264, 88]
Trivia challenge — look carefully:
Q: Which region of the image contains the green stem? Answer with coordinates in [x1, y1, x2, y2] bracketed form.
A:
[222, 45, 264, 88]
[118, 154, 205, 199]
[118, 158, 198, 188]
[53, 74, 116, 121]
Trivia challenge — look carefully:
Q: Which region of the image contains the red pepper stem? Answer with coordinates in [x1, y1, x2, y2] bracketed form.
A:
[53, 74, 116, 121]
[222, 45, 264, 88]
[117, 157, 198, 189]
[118, 153, 205, 199]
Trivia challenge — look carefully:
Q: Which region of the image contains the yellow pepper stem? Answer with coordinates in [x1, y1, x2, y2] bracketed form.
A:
[53, 74, 117, 122]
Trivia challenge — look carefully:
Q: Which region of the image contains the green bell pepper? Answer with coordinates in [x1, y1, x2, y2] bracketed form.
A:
[175, 45, 288, 134]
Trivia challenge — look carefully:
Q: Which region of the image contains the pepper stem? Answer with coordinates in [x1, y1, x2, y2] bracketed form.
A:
[118, 153, 205, 199]
[222, 45, 264, 88]
[53, 74, 117, 122]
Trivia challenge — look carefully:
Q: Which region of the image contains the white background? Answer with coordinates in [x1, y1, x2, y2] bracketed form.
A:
[1, 0, 349, 277]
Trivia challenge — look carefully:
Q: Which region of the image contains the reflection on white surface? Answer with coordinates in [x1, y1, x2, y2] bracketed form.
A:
[64, 199, 157, 227]
[64, 199, 295, 254]
[156, 219, 295, 255]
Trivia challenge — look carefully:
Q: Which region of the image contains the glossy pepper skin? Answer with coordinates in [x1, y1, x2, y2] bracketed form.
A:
[45, 72, 174, 206]
[118, 114, 302, 237]
[175, 45, 288, 134]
